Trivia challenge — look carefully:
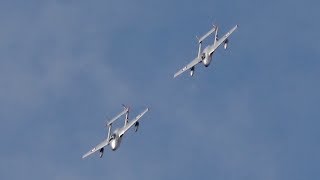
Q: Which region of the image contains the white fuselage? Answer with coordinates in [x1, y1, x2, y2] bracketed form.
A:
[201, 46, 213, 67]
[109, 131, 122, 151]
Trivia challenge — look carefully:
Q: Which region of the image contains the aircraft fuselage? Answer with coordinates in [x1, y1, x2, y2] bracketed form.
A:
[109, 131, 122, 151]
[201, 46, 213, 67]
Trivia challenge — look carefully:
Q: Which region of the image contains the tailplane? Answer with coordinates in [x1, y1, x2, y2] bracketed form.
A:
[197, 25, 216, 44]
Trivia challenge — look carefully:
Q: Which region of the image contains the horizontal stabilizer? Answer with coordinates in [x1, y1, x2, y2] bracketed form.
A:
[106, 107, 129, 126]
[198, 25, 216, 43]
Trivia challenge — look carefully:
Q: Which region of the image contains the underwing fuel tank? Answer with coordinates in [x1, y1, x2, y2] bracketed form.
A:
[99, 148, 104, 158]
[190, 67, 195, 76]
[224, 39, 229, 49]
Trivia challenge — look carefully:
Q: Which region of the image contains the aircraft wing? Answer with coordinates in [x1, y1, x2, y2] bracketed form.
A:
[118, 108, 149, 137]
[173, 57, 201, 78]
[209, 25, 238, 55]
[82, 138, 109, 159]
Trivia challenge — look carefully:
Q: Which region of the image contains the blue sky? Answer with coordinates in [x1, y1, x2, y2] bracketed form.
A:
[0, 0, 319, 179]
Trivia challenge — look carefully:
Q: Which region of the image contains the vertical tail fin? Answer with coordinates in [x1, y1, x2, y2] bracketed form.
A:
[197, 42, 202, 58]
[214, 26, 219, 45]
[107, 125, 112, 141]
[122, 104, 130, 126]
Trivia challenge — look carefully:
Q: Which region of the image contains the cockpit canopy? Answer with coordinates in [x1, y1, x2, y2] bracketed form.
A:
[110, 134, 116, 140]
[201, 53, 206, 60]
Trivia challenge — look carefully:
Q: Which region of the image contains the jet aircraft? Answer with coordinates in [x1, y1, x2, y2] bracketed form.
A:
[82, 105, 149, 159]
[174, 24, 238, 78]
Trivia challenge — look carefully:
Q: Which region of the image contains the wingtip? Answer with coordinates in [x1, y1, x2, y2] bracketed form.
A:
[82, 153, 89, 159]
[82, 151, 92, 159]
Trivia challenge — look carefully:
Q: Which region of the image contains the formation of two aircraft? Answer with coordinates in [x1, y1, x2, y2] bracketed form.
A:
[82, 24, 238, 159]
